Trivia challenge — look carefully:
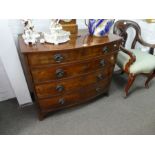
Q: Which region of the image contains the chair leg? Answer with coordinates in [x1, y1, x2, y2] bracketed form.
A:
[145, 71, 155, 88]
[124, 74, 136, 97]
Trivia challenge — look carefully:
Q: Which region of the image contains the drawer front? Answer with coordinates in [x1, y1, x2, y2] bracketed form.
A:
[31, 53, 117, 84]
[28, 42, 120, 67]
[38, 80, 110, 112]
[35, 67, 113, 99]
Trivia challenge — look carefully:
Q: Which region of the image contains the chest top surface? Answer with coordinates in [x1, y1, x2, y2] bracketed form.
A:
[18, 29, 122, 54]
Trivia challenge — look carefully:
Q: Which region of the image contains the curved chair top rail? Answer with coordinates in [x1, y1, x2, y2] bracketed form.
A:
[113, 20, 141, 48]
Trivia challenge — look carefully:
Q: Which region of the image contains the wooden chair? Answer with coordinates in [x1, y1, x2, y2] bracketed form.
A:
[113, 20, 155, 97]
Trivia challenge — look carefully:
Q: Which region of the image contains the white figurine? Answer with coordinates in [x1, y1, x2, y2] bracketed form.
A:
[50, 19, 62, 31]
[22, 19, 40, 45]
[43, 19, 70, 45]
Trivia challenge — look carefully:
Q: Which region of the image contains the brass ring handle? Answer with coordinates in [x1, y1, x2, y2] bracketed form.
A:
[56, 85, 64, 92]
[96, 87, 101, 93]
[56, 69, 64, 78]
[97, 73, 104, 80]
[58, 98, 65, 105]
[102, 46, 108, 53]
[54, 54, 64, 63]
[100, 59, 105, 67]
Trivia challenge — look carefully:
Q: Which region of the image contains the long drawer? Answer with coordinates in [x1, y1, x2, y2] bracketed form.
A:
[35, 67, 113, 99]
[38, 79, 110, 112]
[31, 53, 117, 84]
[28, 41, 119, 67]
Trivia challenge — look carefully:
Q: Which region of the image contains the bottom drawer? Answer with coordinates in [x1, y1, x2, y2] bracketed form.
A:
[38, 79, 110, 112]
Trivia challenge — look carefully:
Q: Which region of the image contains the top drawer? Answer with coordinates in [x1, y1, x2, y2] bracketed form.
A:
[28, 41, 120, 67]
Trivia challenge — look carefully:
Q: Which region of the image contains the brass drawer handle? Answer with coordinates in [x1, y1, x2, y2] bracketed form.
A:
[54, 54, 64, 63]
[56, 69, 64, 78]
[56, 85, 64, 92]
[97, 73, 104, 80]
[102, 46, 108, 53]
[100, 59, 105, 67]
[96, 87, 101, 93]
[58, 98, 65, 105]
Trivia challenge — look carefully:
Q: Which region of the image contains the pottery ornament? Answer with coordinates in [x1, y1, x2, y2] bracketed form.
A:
[22, 19, 40, 45]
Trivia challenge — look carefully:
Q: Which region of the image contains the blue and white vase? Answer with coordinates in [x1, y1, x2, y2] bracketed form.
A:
[85, 19, 114, 37]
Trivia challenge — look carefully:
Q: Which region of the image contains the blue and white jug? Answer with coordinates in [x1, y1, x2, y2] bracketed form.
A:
[85, 19, 114, 37]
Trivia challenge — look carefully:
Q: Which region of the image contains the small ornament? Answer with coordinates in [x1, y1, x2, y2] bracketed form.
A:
[22, 19, 40, 45]
[43, 19, 70, 45]
[85, 19, 114, 37]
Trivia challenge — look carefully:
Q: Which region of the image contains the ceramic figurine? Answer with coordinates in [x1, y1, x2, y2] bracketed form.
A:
[85, 19, 115, 37]
[22, 19, 40, 45]
[43, 19, 70, 45]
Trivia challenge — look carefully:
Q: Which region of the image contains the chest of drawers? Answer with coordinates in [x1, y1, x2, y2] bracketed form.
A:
[18, 30, 122, 120]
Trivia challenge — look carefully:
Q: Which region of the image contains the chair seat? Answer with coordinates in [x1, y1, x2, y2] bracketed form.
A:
[117, 49, 155, 74]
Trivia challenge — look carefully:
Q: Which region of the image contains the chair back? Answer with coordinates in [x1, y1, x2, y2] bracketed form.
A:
[113, 20, 141, 48]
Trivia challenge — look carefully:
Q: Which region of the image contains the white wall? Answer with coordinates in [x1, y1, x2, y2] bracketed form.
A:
[0, 56, 15, 101]
[135, 20, 155, 53]
[0, 20, 32, 105]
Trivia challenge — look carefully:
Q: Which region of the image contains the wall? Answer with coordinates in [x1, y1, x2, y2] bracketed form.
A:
[0, 20, 32, 105]
[135, 20, 155, 53]
[0, 57, 15, 101]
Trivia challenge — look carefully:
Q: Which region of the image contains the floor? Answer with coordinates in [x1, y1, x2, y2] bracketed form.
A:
[0, 74, 155, 135]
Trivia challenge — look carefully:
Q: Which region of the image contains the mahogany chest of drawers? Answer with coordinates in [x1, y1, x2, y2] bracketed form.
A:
[18, 30, 122, 120]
